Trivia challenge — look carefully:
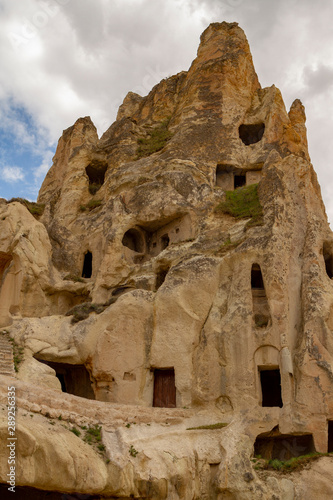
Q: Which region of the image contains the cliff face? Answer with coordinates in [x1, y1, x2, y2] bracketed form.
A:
[0, 21, 333, 499]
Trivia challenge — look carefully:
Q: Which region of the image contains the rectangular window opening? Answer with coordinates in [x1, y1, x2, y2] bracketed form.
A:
[328, 421, 333, 453]
[251, 264, 265, 289]
[234, 174, 246, 189]
[259, 368, 283, 408]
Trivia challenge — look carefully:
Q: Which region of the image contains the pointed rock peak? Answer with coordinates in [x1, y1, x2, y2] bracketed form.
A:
[288, 98, 309, 160]
[75, 116, 96, 127]
[117, 92, 143, 121]
[200, 21, 240, 43]
[189, 21, 260, 94]
[289, 99, 306, 124]
[62, 116, 97, 142]
[196, 21, 251, 63]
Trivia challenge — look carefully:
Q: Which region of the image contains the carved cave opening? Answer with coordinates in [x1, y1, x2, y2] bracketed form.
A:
[254, 431, 315, 460]
[328, 421, 333, 452]
[239, 123, 265, 145]
[254, 314, 269, 328]
[215, 164, 232, 188]
[85, 160, 108, 195]
[122, 215, 192, 263]
[0, 252, 12, 283]
[0, 484, 98, 499]
[153, 368, 176, 408]
[216, 164, 224, 187]
[323, 242, 333, 279]
[82, 251, 92, 278]
[215, 165, 262, 191]
[161, 234, 170, 250]
[234, 174, 246, 189]
[251, 264, 264, 289]
[37, 360, 95, 400]
[208, 463, 221, 498]
[216, 164, 246, 191]
[122, 228, 145, 253]
[252, 265, 271, 328]
[259, 368, 283, 407]
[155, 266, 170, 290]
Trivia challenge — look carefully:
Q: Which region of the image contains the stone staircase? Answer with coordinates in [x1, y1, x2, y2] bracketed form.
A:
[0, 332, 15, 377]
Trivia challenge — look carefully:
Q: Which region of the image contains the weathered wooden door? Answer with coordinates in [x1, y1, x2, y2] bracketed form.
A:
[153, 369, 176, 408]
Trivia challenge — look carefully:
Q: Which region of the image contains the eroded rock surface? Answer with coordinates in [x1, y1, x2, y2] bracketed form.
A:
[0, 22, 333, 499]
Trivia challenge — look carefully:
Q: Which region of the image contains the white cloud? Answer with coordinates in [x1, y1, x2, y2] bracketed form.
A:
[33, 150, 54, 180]
[0, 0, 205, 141]
[302, 64, 333, 96]
[1, 166, 25, 183]
[0, 0, 332, 219]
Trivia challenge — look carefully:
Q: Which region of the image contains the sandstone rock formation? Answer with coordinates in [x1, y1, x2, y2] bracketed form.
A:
[0, 21, 333, 499]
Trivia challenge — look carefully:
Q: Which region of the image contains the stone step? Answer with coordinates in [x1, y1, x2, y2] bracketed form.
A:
[0, 349, 14, 355]
[0, 367, 15, 375]
[0, 360, 15, 367]
[0, 369, 14, 375]
[0, 360, 14, 366]
[0, 334, 15, 376]
[0, 365, 13, 370]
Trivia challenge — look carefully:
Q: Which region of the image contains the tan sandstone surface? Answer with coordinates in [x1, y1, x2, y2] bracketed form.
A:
[0, 22, 333, 499]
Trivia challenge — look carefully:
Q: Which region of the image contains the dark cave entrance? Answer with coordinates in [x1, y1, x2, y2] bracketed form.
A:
[153, 368, 176, 408]
[328, 421, 333, 452]
[0, 252, 12, 282]
[251, 264, 265, 289]
[234, 174, 246, 189]
[252, 264, 271, 328]
[122, 228, 145, 253]
[254, 431, 315, 460]
[323, 242, 333, 279]
[37, 360, 95, 400]
[259, 368, 283, 407]
[155, 266, 170, 290]
[82, 251, 92, 278]
[161, 234, 170, 250]
[56, 372, 67, 392]
[239, 123, 265, 145]
[85, 161, 108, 195]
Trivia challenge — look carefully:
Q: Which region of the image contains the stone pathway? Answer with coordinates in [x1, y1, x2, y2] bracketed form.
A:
[0, 332, 15, 377]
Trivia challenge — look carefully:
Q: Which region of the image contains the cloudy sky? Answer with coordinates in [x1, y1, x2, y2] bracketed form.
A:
[1, 0, 333, 221]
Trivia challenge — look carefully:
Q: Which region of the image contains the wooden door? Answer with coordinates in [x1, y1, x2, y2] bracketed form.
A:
[153, 369, 176, 408]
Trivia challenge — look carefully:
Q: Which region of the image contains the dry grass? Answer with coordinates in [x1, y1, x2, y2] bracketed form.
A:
[8, 198, 45, 217]
[79, 199, 102, 212]
[215, 184, 263, 226]
[252, 452, 333, 472]
[137, 119, 172, 158]
[187, 423, 228, 430]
